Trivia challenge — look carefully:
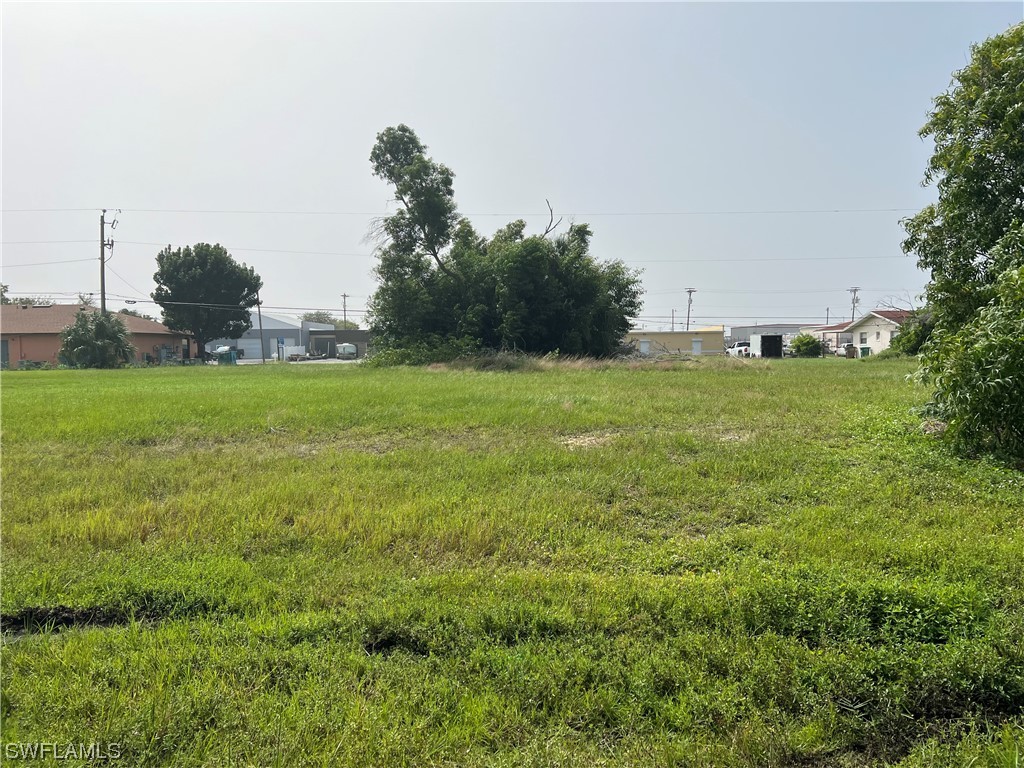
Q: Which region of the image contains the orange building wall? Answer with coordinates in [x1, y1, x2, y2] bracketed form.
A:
[1, 333, 186, 368]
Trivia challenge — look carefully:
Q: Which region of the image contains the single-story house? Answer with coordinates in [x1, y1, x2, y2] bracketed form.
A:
[842, 310, 912, 356]
[799, 321, 854, 350]
[1, 303, 192, 368]
[624, 327, 725, 357]
[206, 312, 334, 360]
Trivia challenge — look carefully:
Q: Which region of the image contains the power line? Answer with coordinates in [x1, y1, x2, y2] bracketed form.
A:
[646, 286, 918, 296]
[1, 239, 95, 244]
[3, 239, 912, 265]
[2, 257, 96, 268]
[1, 206, 921, 217]
[118, 241, 373, 258]
[105, 264, 145, 295]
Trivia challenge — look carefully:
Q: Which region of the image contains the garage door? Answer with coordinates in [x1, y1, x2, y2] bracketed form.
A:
[237, 338, 263, 360]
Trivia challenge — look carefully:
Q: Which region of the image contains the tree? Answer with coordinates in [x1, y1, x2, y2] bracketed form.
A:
[300, 311, 359, 330]
[0, 284, 9, 304]
[59, 309, 136, 368]
[789, 333, 823, 357]
[902, 23, 1023, 331]
[903, 23, 1024, 458]
[367, 125, 643, 359]
[152, 243, 262, 357]
[370, 125, 459, 277]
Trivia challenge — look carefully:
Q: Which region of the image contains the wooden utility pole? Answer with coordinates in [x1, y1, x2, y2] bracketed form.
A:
[671, 308, 675, 332]
[341, 293, 348, 327]
[256, 293, 266, 364]
[685, 288, 696, 331]
[99, 210, 107, 314]
[848, 287, 860, 322]
[98, 209, 119, 314]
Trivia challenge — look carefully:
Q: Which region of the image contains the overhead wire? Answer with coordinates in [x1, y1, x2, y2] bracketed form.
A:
[2, 206, 920, 216]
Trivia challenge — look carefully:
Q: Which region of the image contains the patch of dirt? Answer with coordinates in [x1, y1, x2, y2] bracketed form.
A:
[560, 432, 617, 450]
[700, 426, 753, 443]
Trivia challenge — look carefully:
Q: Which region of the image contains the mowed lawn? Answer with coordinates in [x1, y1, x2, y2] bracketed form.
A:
[1, 359, 1021, 767]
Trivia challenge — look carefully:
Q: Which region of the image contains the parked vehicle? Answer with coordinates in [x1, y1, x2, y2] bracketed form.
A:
[727, 341, 750, 358]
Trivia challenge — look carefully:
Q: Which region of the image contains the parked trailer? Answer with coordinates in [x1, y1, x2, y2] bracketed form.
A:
[749, 334, 784, 359]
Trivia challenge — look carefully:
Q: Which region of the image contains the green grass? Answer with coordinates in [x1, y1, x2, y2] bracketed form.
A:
[1, 358, 1022, 766]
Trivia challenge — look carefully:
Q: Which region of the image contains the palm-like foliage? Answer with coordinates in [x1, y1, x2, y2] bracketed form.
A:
[59, 309, 136, 368]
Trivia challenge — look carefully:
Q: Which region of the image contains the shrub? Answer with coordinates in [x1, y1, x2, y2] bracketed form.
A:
[920, 266, 1024, 458]
[789, 334, 822, 357]
[58, 310, 136, 369]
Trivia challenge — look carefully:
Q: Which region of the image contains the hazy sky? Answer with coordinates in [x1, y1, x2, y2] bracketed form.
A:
[2, 2, 1021, 331]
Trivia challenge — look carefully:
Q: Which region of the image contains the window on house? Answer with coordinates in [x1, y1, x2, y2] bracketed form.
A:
[860, 332, 867, 344]
[875, 331, 881, 340]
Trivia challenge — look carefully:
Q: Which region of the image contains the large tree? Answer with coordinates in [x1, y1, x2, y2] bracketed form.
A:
[902, 22, 1023, 330]
[903, 23, 1024, 457]
[367, 125, 643, 359]
[152, 243, 262, 356]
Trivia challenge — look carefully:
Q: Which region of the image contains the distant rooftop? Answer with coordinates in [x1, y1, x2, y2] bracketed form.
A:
[1, 303, 179, 336]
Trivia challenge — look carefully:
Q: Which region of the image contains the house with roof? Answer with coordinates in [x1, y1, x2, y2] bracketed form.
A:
[842, 310, 912, 356]
[0, 303, 193, 368]
[799, 321, 854, 351]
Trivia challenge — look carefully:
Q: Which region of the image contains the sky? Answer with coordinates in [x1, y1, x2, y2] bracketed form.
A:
[2, 2, 1022, 332]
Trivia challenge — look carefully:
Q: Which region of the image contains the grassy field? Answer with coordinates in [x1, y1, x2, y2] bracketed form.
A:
[1, 358, 1022, 766]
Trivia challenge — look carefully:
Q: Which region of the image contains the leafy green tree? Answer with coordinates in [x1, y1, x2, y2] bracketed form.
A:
[300, 311, 359, 330]
[0, 284, 10, 304]
[59, 309, 136, 368]
[367, 126, 643, 359]
[902, 23, 1023, 331]
[903, 23, 1024, 458]
[790, 333, 823, 357]
[152, 243, 262, 356]
[370, 125, 459, 276]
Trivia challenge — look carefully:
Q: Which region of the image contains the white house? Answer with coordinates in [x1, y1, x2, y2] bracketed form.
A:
[842, 310, 912, 356]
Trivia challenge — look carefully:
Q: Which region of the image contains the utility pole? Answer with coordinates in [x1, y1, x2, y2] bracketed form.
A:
[685, 288, 696, 331]
[823, 307, 830, 358]
[99, 210, 107, 314]
[341, 293, 348, 327]
[671, 308, 675, 332]
[98, 209, 119, 315]
[848, 287, 861, 322]
[256, 292, 266, 364]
